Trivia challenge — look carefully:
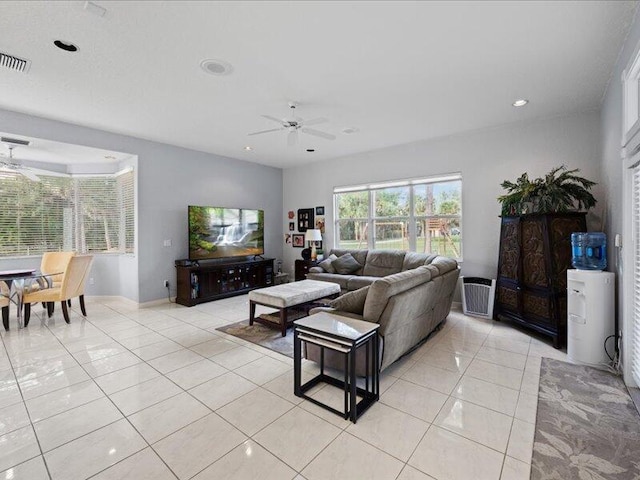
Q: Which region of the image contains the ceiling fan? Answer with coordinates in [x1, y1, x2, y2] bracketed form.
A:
[0, 143, 68, 182]
[248, 103, 336, 146]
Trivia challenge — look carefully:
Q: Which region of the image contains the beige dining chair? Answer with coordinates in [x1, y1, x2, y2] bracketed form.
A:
[23, 255, 93, 326]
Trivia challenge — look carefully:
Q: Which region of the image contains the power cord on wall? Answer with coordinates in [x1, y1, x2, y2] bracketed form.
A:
[165, 281, 175, 303]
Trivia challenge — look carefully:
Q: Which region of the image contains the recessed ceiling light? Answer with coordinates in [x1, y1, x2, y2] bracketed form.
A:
[306, 149, 315, 153]
[512, 99, 529, 107]
[244, 146, 253, 151]
[200, 59, 233, 76]
[54, 40, 78, 52]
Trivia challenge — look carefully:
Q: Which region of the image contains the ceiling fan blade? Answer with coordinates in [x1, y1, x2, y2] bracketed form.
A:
[287, 129, 299, 147]
[19, 169, 41, 182]
[248, 128, 283, 136]
[261, 115, 286, 126]
[302, 117, 328, 127]
[301, 127, 336, 140]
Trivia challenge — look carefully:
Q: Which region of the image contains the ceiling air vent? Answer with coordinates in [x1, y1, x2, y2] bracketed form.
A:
[1, 137, 30, 146]
[0, 52, 31, 73]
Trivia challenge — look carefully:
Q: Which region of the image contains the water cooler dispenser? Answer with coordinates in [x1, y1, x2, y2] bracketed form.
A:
[566, 270, 614, 365]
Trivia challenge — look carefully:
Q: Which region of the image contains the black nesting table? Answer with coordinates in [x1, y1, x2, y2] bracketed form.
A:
[293, 312, 380, 423]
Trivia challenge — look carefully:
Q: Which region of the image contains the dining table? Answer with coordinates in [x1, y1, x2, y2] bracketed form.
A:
[0, 269, 58, 330]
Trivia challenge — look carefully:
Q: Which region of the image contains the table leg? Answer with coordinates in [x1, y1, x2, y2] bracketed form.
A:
[249, 301, 256, 325]
[14, 278, 25, 329]
[280, 308, 288, 337]
[294, 328, 301, 397]
[350, 343, 357, 423]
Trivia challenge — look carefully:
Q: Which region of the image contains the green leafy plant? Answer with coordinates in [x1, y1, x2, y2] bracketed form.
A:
[498, 166, 597, 215]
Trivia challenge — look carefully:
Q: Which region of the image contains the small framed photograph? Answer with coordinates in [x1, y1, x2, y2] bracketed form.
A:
[285, 234, 292, 245]
[313, 240, 323, 249]
[288, 222, 295, 231]
[292, 234, 305, 248]
[297, 208, 314, 232]
[316, 206, 325, 215]
[315, 216, 325, 234]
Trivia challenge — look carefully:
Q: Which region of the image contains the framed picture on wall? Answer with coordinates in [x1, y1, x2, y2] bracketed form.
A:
[316, 206, 325, 215]
[292, 234, 305, 248]
[289, 222, 295, 231]
[297, 208, 314, 232]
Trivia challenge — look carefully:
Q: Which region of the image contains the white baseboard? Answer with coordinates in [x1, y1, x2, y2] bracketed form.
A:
[85, 295, 174, 309]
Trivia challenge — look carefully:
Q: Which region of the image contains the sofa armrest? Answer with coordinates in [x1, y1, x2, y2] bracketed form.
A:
[309, 266, 324, 273]
[309, 306, 337, 315]
[308, 308, 366, 321]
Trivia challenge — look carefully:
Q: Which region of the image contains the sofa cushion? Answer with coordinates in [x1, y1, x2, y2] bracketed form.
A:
[329, 286, 369, 314]
[430, 256, 458, 275]
[363, 266, 432, 323]
[402, 252, 438, 271]
[347, 276, 379, 291]
[330, 249, 368, 275]
[318, 254, 338, 273]
[332, 253, 361, 274]
[306, 272, 353, 290]
[362, 250, 405, 277]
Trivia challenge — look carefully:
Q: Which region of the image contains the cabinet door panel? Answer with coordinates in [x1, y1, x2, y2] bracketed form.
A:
[497, 285, 518, 313]
[521, 218, 549, 288]
[498, 218, 520, 282]
[548, 216, 586, 291]
[521, 290, 552, 327]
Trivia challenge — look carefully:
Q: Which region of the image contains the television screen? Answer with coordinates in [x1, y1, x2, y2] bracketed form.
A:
[189, 206, 264, 260]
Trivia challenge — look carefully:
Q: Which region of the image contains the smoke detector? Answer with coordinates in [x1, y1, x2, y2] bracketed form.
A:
[200, 59, 233, 76]
[0, 52, 31, 73]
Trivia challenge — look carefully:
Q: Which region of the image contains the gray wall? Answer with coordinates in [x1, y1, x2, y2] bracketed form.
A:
[0, 108, 283, 303]
[600, 11, 640, 351]
[283, 111, 603, 285]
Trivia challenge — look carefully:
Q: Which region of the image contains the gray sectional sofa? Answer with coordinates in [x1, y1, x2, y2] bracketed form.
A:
[305, 249, 459, 372]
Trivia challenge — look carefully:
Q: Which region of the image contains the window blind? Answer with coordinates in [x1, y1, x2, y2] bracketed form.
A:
[0, 170, 135, 257]
[632, 163, 640, 386]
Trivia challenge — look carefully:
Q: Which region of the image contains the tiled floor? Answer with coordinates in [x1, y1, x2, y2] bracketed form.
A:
[0, 294, 570, 480]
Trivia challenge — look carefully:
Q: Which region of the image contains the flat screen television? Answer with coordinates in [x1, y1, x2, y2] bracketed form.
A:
[189, 206, 264, 260]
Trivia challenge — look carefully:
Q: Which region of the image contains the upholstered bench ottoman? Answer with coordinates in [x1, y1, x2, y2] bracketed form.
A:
[248, 280, 341, 336]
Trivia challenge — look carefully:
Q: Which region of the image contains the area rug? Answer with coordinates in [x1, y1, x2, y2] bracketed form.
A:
[531, 358, 640, 480]
[216, 310, 306, 358]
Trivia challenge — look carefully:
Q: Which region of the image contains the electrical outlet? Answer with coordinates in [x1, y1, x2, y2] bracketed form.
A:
[164, 280, 169, 288]
[89, 277, 94, 285]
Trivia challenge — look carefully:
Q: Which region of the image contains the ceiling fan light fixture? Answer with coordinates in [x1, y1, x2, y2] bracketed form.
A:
[306, 149, 315, 152]
[200, 59, 233, 76]
[512, 99, 529, 107]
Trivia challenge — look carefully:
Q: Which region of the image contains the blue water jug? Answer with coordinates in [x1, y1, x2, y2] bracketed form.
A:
[571, 232, 607, 270]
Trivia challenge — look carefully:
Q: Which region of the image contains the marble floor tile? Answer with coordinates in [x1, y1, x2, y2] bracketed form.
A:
[33, 396, 123, 452]
[44, 419, 147, 480]
[70, 341, 128, 364]
[506, 419, 535, 464]
[90, 447, 177, 480]
[130, 339, 183, 361]
[116, 331, 167, 349]
[262, 371, 305, 405]
[19, 364, 91, 400]
[302, 432, 404, 480]
[401, 363, 462, 395]
[165, 358, 227, 390]
[81, 351, 143, 378]
[299, 385, 354, 429]
[451, 375, 519, 416]
[13, 354, 79, 381]
[254, 406, 341, 471]
[25, 380, 104, 422]
[397, 465, 436, 479]
[93, 362, 161, 395]
[346, 403, 430, 461]
[0, 456, 49, 480]
[217, 388, 294, 436]
[465, 359, 524, 390]
[147, 349, 204, 374]
[128, 392, 210, 443]
[188, 338, 238, 357]
[475, 346, 528, 370]
[233, 356, 292, 385]
[210, 346, 264, 370]
[193, 440, 296, 480]
[434, 397, 513, 452]
[0, 425, 40, 472]
[482, 335, 531, 355]
[501, 456, 531, 480]
[514, 392, 538, 424]
[109, 376, 183, 416]
[380, 378, 448, 423]
[153, 413, 246, 480]
[409, 426, 503, 480]
[0, 401, 31, 436]
[188, 372, 257, 410]
[416, 346, 473, 374]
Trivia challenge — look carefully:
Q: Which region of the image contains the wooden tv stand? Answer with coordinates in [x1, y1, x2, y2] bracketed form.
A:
[175, 257, 274, 307]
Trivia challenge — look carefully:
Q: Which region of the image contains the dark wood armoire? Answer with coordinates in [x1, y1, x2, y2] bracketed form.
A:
[495, 212, 587, 348]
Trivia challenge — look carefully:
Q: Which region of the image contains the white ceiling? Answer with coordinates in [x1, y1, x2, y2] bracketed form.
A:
[0, 1, 636, 168]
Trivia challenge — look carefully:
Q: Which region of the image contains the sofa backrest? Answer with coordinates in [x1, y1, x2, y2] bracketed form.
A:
[401, 252, 438, 271]
[362, 250, 406, 277]
[363, 266, 432, 323]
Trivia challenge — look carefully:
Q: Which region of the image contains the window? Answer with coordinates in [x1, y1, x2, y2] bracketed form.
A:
[0, 169, 135, 257]
[334, 174, 462, 258]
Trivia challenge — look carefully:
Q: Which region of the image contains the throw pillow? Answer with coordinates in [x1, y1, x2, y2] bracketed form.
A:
[318, 254, 338, 273]
[329, 286, 369, 314]
[332, 252, 361, 274]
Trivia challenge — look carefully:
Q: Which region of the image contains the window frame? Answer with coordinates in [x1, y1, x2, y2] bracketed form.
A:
[333, 173, 463, 260]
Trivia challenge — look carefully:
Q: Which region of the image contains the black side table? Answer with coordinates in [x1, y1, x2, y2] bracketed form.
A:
[294, 259, 317, 281]
[293, 312, 379, 423]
